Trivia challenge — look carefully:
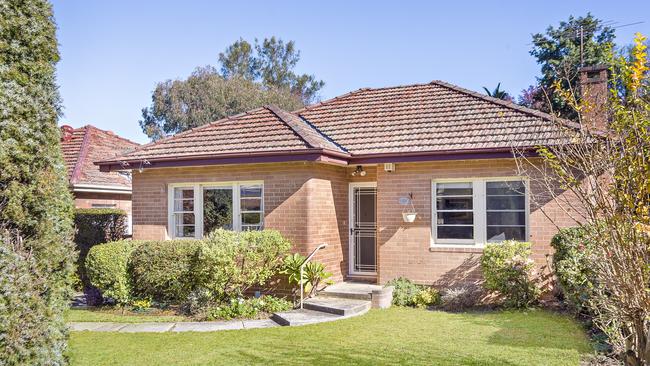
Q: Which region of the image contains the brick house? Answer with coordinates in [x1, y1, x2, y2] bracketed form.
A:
[61, 125, 139, 230]
[96, 80, 590, 286]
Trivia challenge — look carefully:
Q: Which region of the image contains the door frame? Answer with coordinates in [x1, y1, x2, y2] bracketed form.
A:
[348, 182, 378, 276]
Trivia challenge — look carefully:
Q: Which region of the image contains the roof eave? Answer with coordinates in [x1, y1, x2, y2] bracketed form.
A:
[349, 147, 539, 164]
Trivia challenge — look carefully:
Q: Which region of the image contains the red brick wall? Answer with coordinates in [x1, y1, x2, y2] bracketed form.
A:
[131, 162, 349, 281]
[376, 159, 578, 286]
[130, 159, 577, 287]
[73, 191, 132, 213]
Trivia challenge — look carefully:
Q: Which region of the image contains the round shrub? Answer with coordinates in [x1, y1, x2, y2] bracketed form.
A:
[413, 287, 441, 308]
[480, 241, 540, 308]
[550, 226, 596, 313]
[129, 240, 202, 302]
[385, 277, 440, 307]
[85, 240, 138, 306]
[440, 285, 483, 312]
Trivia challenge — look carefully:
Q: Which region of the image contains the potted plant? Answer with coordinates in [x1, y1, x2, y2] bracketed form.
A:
[402, 193, 417, 222]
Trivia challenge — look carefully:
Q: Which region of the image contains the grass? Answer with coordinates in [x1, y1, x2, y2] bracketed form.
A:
[66, 308, 190, 323]
[68, 307, 591, 365]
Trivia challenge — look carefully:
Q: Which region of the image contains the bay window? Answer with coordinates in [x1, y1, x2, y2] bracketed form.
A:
[168, 182, 263, 239]
[432, 178, 528, 246]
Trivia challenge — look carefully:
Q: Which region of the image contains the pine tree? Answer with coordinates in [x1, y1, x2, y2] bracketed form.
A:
[0, 0, 76, 363]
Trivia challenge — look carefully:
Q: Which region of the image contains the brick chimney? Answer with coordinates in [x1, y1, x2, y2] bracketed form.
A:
[578, 65, 609, 131]
[60, 125, 74, 142]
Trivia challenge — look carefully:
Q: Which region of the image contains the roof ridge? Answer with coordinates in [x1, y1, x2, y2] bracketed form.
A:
[292, 88, 370, 114]
[428, 80, 582, 130]
[265, 105, 345, 153]
[115, 107, 268, 161]
[83, 124, 141, 147]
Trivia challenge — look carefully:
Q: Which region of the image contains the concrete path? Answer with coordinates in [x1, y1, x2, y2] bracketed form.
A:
[68, 318, 281, 333]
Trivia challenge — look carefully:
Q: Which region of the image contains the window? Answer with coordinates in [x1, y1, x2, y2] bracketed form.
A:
[91, 203, 117, 208]
[168, 182, 263, 238]
[432, 179, 528, 246]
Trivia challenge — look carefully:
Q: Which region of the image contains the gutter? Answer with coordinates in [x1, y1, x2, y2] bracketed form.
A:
[72, 183, 132, 194]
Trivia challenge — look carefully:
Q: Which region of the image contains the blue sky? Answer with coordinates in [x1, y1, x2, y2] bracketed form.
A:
[52, 0, 649, 143]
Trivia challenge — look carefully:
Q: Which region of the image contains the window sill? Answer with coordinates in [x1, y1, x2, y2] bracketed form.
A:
[429, 245, 484, 253]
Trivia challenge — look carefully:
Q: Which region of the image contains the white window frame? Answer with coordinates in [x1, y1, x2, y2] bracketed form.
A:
[167, 181, 264, 239]
[431, 177, 529, 248]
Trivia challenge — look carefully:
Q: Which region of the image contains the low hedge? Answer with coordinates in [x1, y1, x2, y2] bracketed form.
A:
[85, 229, 292, 305]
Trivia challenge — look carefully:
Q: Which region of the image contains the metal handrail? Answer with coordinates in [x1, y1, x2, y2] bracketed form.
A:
[300, 243, 328, 309]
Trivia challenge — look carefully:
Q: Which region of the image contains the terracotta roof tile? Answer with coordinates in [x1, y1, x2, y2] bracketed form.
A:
[101, 81, 575, 165]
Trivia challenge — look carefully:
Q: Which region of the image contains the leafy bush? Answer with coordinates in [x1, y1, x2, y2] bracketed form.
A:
[194, 229, 291, 301]
[281, 253, 333, 299]
[129, 240, 201, 302]
[550, 227, 596, 313]
[480, 240, 540, 308]
[440, 285, 483, 312]
[413, 287, 441, 308]
[85, 240, 138, 306]
[385, 277, 440, 308]
[131, 298, 152, 312]
[206, 296, 291, 320]
[74, 208, 127, 300]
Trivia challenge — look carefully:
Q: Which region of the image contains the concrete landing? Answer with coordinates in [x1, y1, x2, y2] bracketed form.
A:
[303, 297, 371, 316]
[321, 282, 383, 300]
[270, 309, 342, 326]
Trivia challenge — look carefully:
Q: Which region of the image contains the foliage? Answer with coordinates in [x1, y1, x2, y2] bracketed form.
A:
[385, 277, 435, 307]
[139, 67, 304, 140]
[194, 229, 291, 301]
[412, 287, 441, 309]
[140, 36, 323, 140]
[206, 296, 291, 321]
[527, 14, 615, 118]
[550, 227, 597, 314]
[482, 83, 512, 101]
[520, 32, 649, 365]
[131, 299, 152, 312]
[129, 240, 201, 303]
[280, 253, 333, 299]
[85, 240, 138, 306]
[73, 208, 127, 293]
[480, 241, 540, 308]
[0, 1, 76, 363]
[440, 285, 484, 312]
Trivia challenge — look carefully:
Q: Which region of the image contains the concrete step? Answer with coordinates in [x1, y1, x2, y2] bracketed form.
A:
[271, 309, 341, 326]
[320, 281, 383, 301]
[303, 297, 371, 316]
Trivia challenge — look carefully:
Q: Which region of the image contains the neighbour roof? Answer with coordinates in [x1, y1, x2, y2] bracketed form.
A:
[98, 80, 575, 169]
[61, 125, 139, 188]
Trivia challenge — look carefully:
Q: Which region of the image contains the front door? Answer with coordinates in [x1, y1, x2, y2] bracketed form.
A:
[349, 183, 377, 275]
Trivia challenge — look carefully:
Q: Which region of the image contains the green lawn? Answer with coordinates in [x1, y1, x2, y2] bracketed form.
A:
[66, 308, 189, 323]
[69, 307, 591, 365]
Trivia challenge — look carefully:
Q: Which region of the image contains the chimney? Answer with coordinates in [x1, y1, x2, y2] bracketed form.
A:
[578, 65, 609, 131]
[60, 125, 74, 142]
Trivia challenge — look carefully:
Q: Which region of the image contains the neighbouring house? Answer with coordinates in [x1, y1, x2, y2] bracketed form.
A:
[61, 125, 139, 231]
[97, 73, 605, 286]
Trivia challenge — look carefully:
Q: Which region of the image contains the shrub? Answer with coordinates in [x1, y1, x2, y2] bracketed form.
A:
[386, 277, 425, 307]
[206, 296, 291, 320]
[440, 285, 483, 312]
[413, 287, 441, 308]
[73, 208, 127, 298]
[131, 298, 152, 312]
[281, 253, 333, 299]
[194, 229, 291, 301]
[129, 240, 201, 302]
[480, 240, 540, 308]
[85, 240, 138, 306]
[550, 227, 596, 313]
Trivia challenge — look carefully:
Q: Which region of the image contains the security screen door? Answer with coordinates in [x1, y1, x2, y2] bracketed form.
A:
[349, 184, 377, 275]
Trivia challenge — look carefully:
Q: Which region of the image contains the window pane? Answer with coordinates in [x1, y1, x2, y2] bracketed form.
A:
[174, 188, 194, 199]
[240, 198, 262, 211]
[437, 212, 473, 225]
[436, 182, 472, 196]
[437, 197, 473, 210]
[175, 213, 195, 225]
[438, 226, 473, 239]
[487, 196, 525, 210]
[241, 212, 262, 225]
[486, 181, 525, 195]
[203, 188, 233, 234]
[487, 226, 526, 241]
[242, 225, 262, 231]
[487, 211, 525, 226]
[174, 199, 194, 211]
[181, 226, 195, 237]
[240, 184, 262, 198]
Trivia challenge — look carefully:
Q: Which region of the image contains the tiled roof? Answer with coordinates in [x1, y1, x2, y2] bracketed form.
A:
[61, 125, 139, 188]
[100, 81, 575, 166]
